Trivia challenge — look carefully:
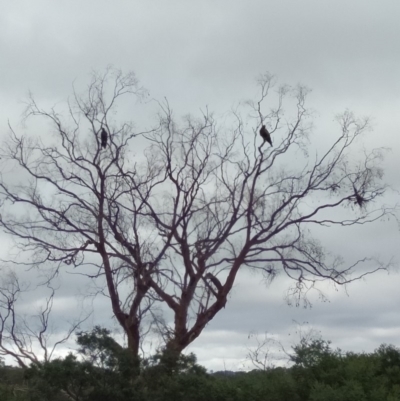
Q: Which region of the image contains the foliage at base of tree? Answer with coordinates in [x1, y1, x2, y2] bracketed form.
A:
[1, 327, 400, 401]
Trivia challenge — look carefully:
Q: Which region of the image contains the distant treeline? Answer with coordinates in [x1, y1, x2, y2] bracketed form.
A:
[0, 327, 400, 401]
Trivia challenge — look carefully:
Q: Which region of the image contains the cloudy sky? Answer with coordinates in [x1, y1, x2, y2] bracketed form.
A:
[1, 0, 400, 371]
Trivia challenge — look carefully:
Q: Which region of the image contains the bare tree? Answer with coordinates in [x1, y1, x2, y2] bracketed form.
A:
[0, 269, 85, 367]
[246, 322, 332, 370]
[0, 68, 394, 368]
[246, 331, 278, 371]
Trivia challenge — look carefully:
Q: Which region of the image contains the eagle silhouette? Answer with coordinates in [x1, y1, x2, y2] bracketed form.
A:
[259, 125, 272, 146]
[100, 128, 108, 149]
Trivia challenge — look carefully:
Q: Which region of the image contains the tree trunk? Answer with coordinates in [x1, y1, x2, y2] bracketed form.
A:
[125, 319, 141, 376]
[160, 340, 185, 374]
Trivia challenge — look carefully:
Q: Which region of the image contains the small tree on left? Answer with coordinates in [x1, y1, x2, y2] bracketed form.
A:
[0, 269, 84, 367]
[0, 68, 155, 368]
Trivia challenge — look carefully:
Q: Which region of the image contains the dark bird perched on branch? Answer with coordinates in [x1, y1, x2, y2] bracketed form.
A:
[259, 125, 272, 146]
[100, 128, 108, 149]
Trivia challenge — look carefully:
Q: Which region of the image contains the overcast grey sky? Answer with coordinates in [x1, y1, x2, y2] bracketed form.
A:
[1, 0, 400, 371]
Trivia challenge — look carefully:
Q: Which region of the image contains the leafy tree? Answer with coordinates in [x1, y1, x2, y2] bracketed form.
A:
[26, 327, 140, 401]
[375, 344, 400, 390]
[289, 337, 400, 401]
[0, 67, 394, 368]
[77, 326, 122, 366]
[26, 327, 209, 401]
[291, 337, 336, 368]
[2, 330, 400, 401]
[27, 354, 92, 401]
